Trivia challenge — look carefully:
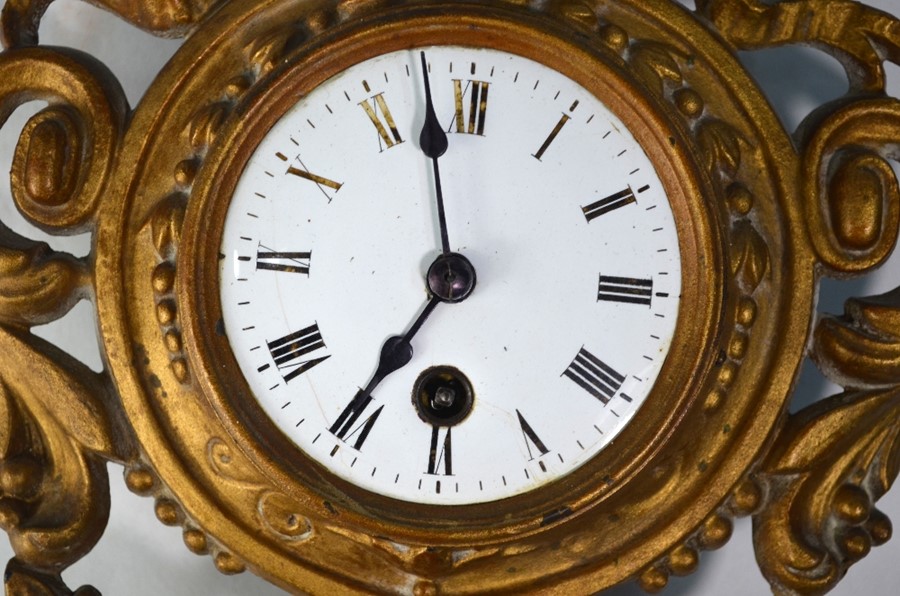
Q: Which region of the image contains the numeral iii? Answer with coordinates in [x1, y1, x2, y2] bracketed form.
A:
[597, 275, 653, 306]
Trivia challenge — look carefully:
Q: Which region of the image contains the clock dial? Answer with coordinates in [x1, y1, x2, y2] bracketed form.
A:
[218, 46, 682, 505]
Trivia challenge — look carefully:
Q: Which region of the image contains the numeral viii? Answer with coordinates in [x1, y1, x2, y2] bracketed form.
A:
[266, 323, 330, 383]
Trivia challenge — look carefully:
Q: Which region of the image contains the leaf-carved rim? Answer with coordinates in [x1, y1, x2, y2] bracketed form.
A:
[95, 0, 812, 592]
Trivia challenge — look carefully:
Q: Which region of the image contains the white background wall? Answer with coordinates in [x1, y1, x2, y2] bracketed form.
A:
[0, 0, 898, 593]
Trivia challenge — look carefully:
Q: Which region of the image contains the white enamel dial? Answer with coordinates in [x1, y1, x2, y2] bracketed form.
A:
[219, 46, 682, 505]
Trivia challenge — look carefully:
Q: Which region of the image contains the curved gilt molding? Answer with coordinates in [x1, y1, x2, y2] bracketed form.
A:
[0, 46, 127, 234]
[1, 0, 223, 48]
[754, 289, 900, 594]
[801, 99, 900, 275]
[0, 239, 121, 592]
[697, 0, 900, 91]
[0, 35, 129, 595]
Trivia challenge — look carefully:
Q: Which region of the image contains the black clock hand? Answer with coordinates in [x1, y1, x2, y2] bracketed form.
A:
[419, 51, 452, 255]
[330, 296, 441, 434]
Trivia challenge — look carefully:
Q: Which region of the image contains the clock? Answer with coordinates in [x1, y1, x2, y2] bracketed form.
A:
[0, 0, 899, 594]
[217, 44, 684, 507]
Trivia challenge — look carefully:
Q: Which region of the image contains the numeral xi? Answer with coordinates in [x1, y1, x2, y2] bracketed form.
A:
[359, 93, 404, 152]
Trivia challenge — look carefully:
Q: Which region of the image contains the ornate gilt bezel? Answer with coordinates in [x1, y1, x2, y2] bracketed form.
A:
[97, 0, 804, 592]
[1, 0, 898, 593]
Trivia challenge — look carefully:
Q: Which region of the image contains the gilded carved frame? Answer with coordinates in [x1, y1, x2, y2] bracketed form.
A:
[0, 0, 897, 594]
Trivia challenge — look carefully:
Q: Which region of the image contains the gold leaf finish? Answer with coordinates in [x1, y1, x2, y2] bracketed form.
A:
[801, 99, 900, 275]
[697, 0, 900, 90]
[1, 0, 223, 47]
[0, 0, 898, 593]
[0, 47, 127, 233]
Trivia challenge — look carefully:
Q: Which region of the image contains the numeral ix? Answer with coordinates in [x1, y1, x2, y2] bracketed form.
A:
[257, 245, 311, 276]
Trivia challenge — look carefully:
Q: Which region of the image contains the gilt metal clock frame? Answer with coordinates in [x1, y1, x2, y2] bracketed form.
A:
[0, 0, 898, 593]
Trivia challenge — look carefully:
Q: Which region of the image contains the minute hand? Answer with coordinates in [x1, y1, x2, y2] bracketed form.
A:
[419, 51, 452, 255]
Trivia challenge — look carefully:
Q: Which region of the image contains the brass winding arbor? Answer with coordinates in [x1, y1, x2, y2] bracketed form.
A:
[0, 0, 897, 594]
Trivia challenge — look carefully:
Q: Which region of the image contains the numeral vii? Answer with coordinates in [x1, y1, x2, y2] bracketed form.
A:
[266, 324, 330, 383]
[329, 391, 384, 451]
[359, 93, 404, 152]
[582, 187, 636, 222]
[256, 245, 311, 276]
[562, 348, 625, 404]
[598, 275, 653, 306]
[427, 427, 453, 476]
[451, 79, 490, 136]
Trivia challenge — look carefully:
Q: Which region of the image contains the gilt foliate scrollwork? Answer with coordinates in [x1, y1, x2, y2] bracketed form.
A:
[1, 0, 223, 48]
[754, 288, 900, 594]
[0, 30, 130, 595]
[697, 0, 900, 91]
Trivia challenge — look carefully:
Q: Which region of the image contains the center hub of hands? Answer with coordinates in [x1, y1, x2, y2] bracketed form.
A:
[427, 253, 477, 303]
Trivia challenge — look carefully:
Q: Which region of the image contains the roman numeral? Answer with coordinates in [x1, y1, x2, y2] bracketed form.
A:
[582, 187, 637, 221]
[256, 245, 311, 275]
[286, 165, 343, 192]
[450, 79, 490, 136]
[427, 426, 453, 476]
[597, 275, 653, 306]
[359, 92, 404, 152]
[329, 391, 384, 451]
[563, 348, 625, 404]
[516, 410, 549, 461]
[267, 324, 330, 383]
[533, 113, 571, 161]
